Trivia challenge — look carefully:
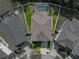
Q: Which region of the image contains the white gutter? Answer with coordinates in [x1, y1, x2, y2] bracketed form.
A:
[0, 37, 9, 47]
[0, 37, 12, 55]
[0, 43, 12, 55]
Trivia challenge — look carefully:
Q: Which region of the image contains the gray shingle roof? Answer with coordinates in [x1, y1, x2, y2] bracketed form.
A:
[0, 15, 27, 51]
[62, 18, 79, 37]
[31, 14, 52, 41]
[3, 16, 27, 45]
[16, 9, 27, 34]
[55, 28, 79, 50]
[72, 43, 79, 56]
[0, 50, 7, 59]
[0, 0, 12, 15]
[62, 19, 75, 33]
[0, 50, 15, 59]
[55, 19, 79, 50]
[71, 18, 79, 36]
[0, 22, 17, 51]
[56, 15, 66, 31]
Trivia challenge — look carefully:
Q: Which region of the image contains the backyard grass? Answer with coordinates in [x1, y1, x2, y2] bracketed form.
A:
[50, 7, 58, 33]
[24, 5, 33, 33]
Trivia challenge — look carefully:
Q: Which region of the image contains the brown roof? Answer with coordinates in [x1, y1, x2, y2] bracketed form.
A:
[31, 14, 52, 41]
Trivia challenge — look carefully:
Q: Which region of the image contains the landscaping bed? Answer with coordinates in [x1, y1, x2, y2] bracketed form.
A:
[32, 42, 41, 55]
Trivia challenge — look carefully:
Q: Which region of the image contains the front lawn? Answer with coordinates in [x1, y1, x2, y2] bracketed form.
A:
[34, 47, 40, 55]
[32, 42, 41, 55]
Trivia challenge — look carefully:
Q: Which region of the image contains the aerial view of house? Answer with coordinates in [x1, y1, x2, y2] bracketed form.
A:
[0, 0, 79, 59]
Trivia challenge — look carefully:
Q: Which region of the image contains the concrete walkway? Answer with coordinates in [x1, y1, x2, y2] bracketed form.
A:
[40, 48, 47, 55]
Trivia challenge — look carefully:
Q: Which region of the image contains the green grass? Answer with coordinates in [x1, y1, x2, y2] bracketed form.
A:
[53, 15, 58, 33]
[50, 8, 58, 33]
[24, 5, 33, 33]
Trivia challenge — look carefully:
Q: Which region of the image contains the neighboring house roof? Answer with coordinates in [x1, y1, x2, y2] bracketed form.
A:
[0, 21, 17, 51]
[62, 18, 79, 37]
[31, 14, 52, 41]
[56, 15, 66, 31]
[0, 50, 15, 59]
[0, 17, 2, 21]
[16, 9, 27, 34]
[62, 19, 75, 33]
[72, 43, 79, 56]
[0, 0, 12, 15]
[0, 50, 7, 59]
[70, 18, 79, 36]
[55, 28, 79, 50]
[0, 15, 27, 51]
[55, 19, 79, 50]
[3, 16, 27, 45]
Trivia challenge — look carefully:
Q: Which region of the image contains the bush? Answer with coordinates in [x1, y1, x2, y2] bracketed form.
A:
[34, 47, 40, 55]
